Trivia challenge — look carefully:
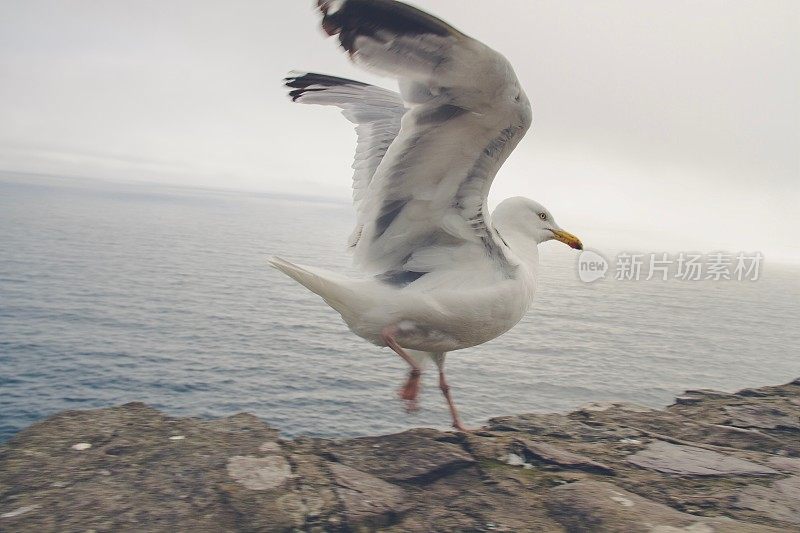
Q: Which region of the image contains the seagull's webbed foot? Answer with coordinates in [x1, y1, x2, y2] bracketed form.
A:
[451, 420, 475, 433]
[398, 368, 421, 412]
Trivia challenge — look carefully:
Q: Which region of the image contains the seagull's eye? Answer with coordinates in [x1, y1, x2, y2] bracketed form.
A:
[539, 213, 547, 221]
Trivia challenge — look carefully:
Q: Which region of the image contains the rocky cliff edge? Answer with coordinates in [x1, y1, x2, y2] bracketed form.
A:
[2, 378, 799, 532]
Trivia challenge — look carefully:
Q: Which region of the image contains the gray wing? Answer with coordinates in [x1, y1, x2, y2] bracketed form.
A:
[317, 0, 533, 285]
[284, 72, 406, 247]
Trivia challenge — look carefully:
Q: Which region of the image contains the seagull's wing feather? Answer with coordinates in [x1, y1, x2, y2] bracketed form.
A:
[317, 0, 532, 286]
[284, 72, 406, 247]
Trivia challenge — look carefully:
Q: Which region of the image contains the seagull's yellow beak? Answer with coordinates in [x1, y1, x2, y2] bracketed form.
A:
[550, 229, 583, 250]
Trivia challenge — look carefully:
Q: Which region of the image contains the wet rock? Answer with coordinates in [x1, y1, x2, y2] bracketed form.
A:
[546, 480, 780, 532]
[627, 440, 780, 476]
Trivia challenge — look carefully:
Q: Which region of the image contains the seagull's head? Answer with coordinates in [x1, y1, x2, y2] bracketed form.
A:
[493, 197, 583, 250]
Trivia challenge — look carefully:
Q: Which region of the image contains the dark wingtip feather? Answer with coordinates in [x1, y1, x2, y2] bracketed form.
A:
[285, 72, 369, 88]
[316, 0, 459, 54]
[283, 71, 370, 102]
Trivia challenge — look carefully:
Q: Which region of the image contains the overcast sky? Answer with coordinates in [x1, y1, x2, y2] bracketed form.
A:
[1, 1, 798, 261]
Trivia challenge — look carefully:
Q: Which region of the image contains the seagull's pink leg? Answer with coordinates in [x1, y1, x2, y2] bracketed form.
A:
[381, 326, 422, 412]
[434, 353, 471, 432]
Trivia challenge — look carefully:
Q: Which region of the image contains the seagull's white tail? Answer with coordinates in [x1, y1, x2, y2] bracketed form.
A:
[268, 256, 362, 318]
[270, 256, 436, 366]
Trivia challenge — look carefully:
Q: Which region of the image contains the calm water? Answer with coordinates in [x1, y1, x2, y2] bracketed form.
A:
[1, 175, 799, 442]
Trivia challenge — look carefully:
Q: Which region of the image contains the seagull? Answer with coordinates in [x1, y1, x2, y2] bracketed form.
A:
[271, 0, 583, 431]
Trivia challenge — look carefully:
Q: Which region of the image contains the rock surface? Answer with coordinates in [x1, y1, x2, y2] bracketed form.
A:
[1, 378, 798, 532]
[626, 440, 780, 476]
[546, 481, 780, 533]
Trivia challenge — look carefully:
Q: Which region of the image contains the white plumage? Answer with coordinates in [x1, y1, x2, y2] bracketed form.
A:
[273, 0, 582, 430]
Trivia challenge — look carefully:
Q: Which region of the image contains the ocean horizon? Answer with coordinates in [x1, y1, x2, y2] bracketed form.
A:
[2, 174, 799, 442]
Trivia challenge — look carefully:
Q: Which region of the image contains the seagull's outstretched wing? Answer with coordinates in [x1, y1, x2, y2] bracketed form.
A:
[284, 72, 406, 248]
[318, 0, 532, 286]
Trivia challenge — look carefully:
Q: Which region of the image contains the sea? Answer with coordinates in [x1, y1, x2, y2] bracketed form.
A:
[1, 174, 799, 442]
